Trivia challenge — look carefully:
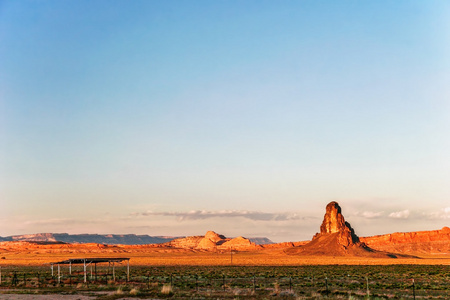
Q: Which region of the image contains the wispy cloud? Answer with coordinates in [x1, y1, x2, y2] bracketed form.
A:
[354, 211, 384, 219]
[136, 210, 309, 222]
[389, 209, 410, 219]
[426, 207, 450, 220]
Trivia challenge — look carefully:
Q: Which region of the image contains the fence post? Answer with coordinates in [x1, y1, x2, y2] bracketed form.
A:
[366, 276, 369, 297]
[223, 275, 225, 291]
[325, 277, 328, 295]
[253, 275, 256, 292]
[83, 259, 87, 283]
[196, 275, 198, 291]
[413, 279, 415, 300]
[147, 273, 150, 289]
[13, 271, 17, 286]
[112, 263, 115, 282]
[289, 277, 292, 291]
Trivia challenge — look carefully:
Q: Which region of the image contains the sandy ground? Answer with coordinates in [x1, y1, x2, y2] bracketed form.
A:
[0, 295, 95, 300]
[0, 296, 162, 300]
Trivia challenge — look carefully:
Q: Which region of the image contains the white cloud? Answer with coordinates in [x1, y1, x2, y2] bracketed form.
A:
[426, 207, 450, 220]
[389, 209, 410, 219]
[360, 211, 384, 219]
[138, 210, 309, 222]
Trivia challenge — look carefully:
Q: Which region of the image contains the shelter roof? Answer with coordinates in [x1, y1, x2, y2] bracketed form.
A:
[51, 257, 129, 265]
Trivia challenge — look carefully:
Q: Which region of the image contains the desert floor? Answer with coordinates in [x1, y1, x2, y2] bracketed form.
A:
[1, 248, 449, 267]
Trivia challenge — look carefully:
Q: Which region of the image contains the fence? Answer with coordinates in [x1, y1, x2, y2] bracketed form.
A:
[0, 266, 448, 299]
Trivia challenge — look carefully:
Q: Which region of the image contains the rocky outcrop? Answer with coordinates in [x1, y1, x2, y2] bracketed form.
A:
[361, 227, 450, 254]
[165, 231, 257, 250]
[316, 201, 359, 247]
[167, 236, 204, 249]
[218, 236, 257, 250]
[290, 202, 416, 258]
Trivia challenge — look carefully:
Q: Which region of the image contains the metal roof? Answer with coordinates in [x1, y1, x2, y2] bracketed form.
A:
[51, 257, 130, 265]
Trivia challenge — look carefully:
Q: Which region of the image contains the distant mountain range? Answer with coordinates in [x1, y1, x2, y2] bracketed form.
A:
[0, 233, 274, 245]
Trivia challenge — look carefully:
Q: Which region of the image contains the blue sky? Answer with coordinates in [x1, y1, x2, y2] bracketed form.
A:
[1, 1, 449, 242]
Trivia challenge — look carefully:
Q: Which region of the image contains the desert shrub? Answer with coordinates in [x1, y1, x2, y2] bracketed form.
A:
[129, 287, 139, 295]
[161, 283, 173, 294]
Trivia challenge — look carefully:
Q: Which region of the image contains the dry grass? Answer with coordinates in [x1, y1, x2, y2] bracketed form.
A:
[0, 246, 449, 266]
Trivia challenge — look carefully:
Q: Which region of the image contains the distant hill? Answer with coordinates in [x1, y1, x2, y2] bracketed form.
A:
[0, 233, 177, 245]
[248, 237, 274, 245]
[0, 233, 274, 246]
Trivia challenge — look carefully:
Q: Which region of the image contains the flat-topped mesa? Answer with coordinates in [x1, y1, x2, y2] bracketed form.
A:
[316, 201, 360, 247]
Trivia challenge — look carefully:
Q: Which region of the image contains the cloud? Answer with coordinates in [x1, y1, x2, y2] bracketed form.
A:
[23, 218, 81, 226]
[355, 211, 384, 219]
[389, 209, 410, 219]
[426, 207, 450, 220]
[137, 210, 308, 222]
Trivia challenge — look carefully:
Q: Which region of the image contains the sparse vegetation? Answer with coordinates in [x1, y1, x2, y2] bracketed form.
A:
[0, 264, 448, 298]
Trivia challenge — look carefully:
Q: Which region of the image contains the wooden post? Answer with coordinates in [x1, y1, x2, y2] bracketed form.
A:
[69, 262, 72, 275]
[366, 276, 369, 297]
[0, 266, 2, 285]
[413, 278, 416, 300]
[90, 264, 93, 280]
[58, 264, 60, 284]
[94, 263, 97, 282]
[112, 263, 115, 282]
[126, 260, 130, 282]
[51, 264, 54, 277]
[84, 259, 87, 283]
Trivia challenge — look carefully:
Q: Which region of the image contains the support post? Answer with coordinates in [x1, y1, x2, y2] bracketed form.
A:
[58, 264, 60, 284]
[366, 276, 369, 297]
[94, 263, 97, 282]
[0, 266, 2, 285]
[84, 259, 87, 283]
[69, 262, 72, 275]
[413, 279, 416, 300]
[113, 263, 115, 282]
[127, 260, 130, 282]
[51, 264, 54, 277]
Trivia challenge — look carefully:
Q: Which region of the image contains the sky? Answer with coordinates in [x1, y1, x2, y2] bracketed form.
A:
[0, 1, 449, 243]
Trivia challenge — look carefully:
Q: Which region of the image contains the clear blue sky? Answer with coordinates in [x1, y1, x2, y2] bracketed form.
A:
[1, 1, 449, 242]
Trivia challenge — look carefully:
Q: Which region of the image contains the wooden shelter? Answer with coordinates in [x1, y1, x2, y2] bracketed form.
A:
[50, 257, 130, 283]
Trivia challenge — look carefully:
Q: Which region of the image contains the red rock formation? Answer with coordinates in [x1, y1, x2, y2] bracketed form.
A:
[291, 202, 415, 258]
[164, 231, 258, 251]
[218, 236, 257, 250]
[315, 201, 359, 247]
[360, 227, 450, 254]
